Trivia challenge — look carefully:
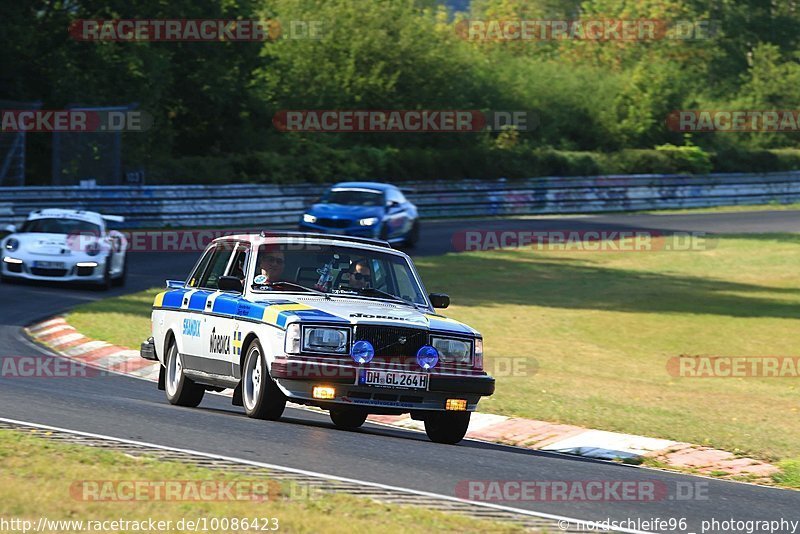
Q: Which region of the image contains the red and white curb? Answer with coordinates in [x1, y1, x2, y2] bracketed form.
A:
[25, 316, 780, 482]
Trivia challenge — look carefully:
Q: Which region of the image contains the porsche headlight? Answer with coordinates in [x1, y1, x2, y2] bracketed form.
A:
[4, 238, 19, 252]
[302, 326, 349, 354]
[430, 336, 472, 365]
[358, 217, 379, 226]
[303, 213, 317, 224]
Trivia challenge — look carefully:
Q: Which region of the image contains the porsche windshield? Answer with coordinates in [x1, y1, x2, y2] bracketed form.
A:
[251, 244, 427, 306]
[21, 218, 101, 235]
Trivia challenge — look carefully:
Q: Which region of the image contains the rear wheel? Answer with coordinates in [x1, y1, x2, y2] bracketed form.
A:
[424, 412, 471, 444]
[329, 408, 368, 429]
[242, 339, 286, 420]
[164, 341, 205, 407]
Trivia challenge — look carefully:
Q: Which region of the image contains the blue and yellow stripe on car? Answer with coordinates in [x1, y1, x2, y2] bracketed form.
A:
[153, 288, 346, 329]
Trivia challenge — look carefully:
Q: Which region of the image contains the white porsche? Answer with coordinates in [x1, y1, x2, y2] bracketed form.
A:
[0, 209, 128, 290]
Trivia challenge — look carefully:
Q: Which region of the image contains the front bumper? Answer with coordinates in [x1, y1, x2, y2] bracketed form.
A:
[271, 358, 495, 413]
[298, 222, 378, 238]
[1, 256, 106, 282]
[140, 337, 158, 361]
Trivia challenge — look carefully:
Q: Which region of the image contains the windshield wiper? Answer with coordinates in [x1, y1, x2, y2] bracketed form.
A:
[355, 287, 419, 308]
[256, 281, 330, 299]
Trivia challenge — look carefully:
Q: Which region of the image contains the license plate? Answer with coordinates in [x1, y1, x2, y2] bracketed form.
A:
[360, 370, 429, 390]
[33, 261, 65, 269]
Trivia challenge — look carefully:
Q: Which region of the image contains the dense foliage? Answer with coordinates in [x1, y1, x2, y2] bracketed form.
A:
[3, 0, 800, 184]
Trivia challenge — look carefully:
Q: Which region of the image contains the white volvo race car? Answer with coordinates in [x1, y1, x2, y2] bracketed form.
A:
[141, 232, 495, 444]
[0, 209, 128, 289]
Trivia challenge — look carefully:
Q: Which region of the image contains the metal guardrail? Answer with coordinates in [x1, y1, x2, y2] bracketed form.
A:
[1, 172, 799, 228]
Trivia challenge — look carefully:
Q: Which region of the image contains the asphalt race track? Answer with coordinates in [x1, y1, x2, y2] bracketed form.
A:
[1, 211, 799, 533]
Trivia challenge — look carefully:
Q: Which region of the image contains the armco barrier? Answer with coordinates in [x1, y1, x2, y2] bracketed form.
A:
[1, 172, 799, 228]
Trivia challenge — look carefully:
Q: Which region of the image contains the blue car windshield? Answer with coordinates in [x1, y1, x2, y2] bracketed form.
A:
[322, 189, 384, 207]
[21, 218, 101, 236]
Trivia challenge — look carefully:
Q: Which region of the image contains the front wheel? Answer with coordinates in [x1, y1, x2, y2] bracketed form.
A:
[164, 342, 205, 407]
[112, 255, 128, 287]
[242, 339, 286, 420]
[330, 408, 368, 429]
[424, 412, 471, 444]
[404, 220, 420, 248]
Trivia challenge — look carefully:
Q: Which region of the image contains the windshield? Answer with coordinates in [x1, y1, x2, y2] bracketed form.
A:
[20, 218, 101, 236]
[251, 244, 427, 306]
[321, 188, 384, 207]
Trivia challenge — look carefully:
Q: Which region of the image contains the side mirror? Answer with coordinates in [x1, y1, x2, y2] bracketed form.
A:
[218, 276, 244, 293]
[429, 293, 450, 309]
[386, 200, 400, 209]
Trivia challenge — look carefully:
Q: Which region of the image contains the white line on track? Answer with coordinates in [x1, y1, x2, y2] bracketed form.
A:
[0, 416, 655, 534]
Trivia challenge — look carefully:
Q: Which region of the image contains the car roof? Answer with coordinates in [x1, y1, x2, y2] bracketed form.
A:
[331, 182, 397, 192]
[212, 232, 399, 254]
[26, 209, 104, 225]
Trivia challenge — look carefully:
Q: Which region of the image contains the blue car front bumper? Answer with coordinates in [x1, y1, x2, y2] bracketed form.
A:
[298, 222, 379, 238]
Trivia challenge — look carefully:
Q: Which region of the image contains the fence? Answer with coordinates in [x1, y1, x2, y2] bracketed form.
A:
[1, 171, 799, 228]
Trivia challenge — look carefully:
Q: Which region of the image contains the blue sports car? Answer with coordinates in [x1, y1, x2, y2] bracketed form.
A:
[298, 182, 420, 247]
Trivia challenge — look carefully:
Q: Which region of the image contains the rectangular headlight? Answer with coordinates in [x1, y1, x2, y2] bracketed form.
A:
[431, 336, 472, 365]
[302, 326, 349, 354]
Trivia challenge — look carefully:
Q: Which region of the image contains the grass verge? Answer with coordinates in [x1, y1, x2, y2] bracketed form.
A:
[0, 430, 521, 533]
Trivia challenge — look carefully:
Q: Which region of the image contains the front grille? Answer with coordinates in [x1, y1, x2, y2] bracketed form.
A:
[31, 267, 68, 277]
[353, 325, 428, 359]
[316, 218, 351, 229]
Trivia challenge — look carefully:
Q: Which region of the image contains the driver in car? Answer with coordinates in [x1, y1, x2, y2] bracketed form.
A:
[256, 249, 285, 283]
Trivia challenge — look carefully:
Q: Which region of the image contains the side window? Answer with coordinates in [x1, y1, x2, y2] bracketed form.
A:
[226, 244, 250, 287]
[187, 247, 215, 287]
[198, 244, 234, 290]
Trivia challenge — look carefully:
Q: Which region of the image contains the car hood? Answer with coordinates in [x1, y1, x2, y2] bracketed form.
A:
[264, 295, 477, 335]
[155, 289, 478, 336]
[307, 203, 384, 220]
[8, 233, 75, 256]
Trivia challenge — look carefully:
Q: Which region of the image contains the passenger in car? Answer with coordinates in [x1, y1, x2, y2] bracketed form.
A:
[347, 259, 372, 290]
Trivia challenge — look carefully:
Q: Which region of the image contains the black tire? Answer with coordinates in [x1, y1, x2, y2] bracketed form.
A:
[405, 220, 420, 248]
[330, 408, 368, 429]
[424, 411, 471, 444]
[164, 341, 205, 407]
[112, 255, 128, 287]
[95, 259, 112, 291]
[242, 339, 286, 420]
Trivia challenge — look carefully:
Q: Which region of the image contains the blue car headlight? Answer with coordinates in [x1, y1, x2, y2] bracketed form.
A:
[4, 238, 19, 252]
[416, 345, 439, 370]
[303, 213, 317, 224]
[351, 340, 375, 364]
[358, 217, 379, 226]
